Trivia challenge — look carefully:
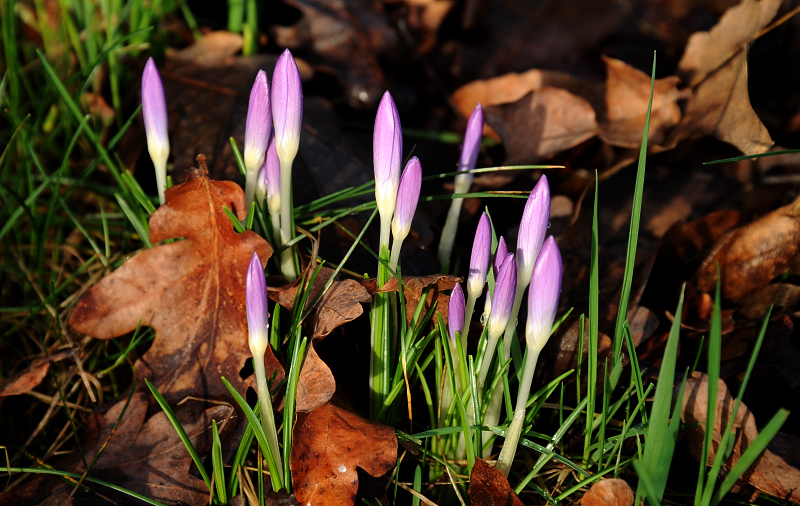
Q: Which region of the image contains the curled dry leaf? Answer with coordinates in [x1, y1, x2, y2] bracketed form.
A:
[361, 274, 461, 325]
[296, 342, 336, 413]
[581, 478, 634, 506]
[69, 162, 281, 402]
[694, 196, 800, 303]
[680, 372, 800, 502]
[270, 266, 371, 340]
[677, 0, 782, 86]
[0, 350, 72, 397]
[600, 56, 682, 149]
[290, 401, 397, 506]
[467, 458, 524, 506]
[485, 88, 598, 164]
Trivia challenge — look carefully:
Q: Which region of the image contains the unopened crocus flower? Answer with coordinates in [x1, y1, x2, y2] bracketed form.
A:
[497, 236, 562, 477]
[142, 58, 169, 205]
[389, 156, 421, 271]
[244, 70, 272, 212]
[255, 136, 282, 248]
[272, 49, 303, 282]
[462, 212, 491, 347]
[438, 103, 484, 269]
[246, 253, 269, 357]
[478, 253, 516, 386]
[484, 236, 509, 317]
[272, 49, 303, 164]
[501, 175, 551, 359]
[245, 252, 285, 486]
[374, 91, 403, 254]
[526, 236, 562, 351]
[448, 283, 465, 342]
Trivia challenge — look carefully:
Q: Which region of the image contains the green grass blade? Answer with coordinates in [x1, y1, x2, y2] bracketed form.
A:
[282, 336, 307, 492]
[144, 379, 211, 490]
[211, 420, 227, 503]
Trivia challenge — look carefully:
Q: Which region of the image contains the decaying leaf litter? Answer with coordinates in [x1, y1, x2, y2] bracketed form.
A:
[3, 0, 800, 505]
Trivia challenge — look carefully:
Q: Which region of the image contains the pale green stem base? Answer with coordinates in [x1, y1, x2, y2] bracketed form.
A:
[389, 237, 404, 272]
[279, 158, 297, 282]
[501, 283, 528, 360]
[496, 347, 541, 476]
[482, 379, 503, 459]
[440, 340, 462, 427]
[269, 207, 281, 248]
[438, 197, 464, 270]
[155, 160, 167, 205]
[461, 293, 477, 352]
[245, 167, 258, 215]
[254, 353, 284, 486]
[370, 238, 391, 418]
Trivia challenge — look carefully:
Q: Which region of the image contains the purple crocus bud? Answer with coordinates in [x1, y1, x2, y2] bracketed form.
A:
[494, 236, 509, 278]
[272, 49, 303, 163]
[487, 253, 516, 338]
[373, 91, 403, 228]
[391, 157, 422, 244]
[448, 283, 466, 342]
[467, 212, 491, 300]
[526, 236, 562, 351]
[264, 135, 281, 213]
[246, 252, 269, 357]
[517, 175, 550, 286]
[244, 70, 272, 175]
[142, 57, 169, 204]
[455, 103, 484, 189]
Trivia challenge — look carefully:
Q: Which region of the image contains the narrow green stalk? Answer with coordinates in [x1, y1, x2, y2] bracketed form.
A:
[501, 283, 526, 359]
[278, 158, 297, 281]
[437, 196, 463, 271]
[370, 246, 392, 418]
[496, 346, 541, 475]
[253, 353, 284, 486]
[461, 292, 477, 351]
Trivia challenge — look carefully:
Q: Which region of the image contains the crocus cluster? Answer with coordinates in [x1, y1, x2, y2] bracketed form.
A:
[141, 51, 303, 281]
[373, 91, 405, 268]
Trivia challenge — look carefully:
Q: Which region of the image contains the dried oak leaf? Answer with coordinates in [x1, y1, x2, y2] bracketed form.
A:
[0, 350, 72, 397]
[270, 266, 371, 340]
[69, 164, 281, 401]
[290, 401, 397, 506]
[296, 342, 336, 413]
[485, 88, 599, 165]
[680, 372, 800, 502]
[361, 274, 460, 324]
[694, 196, 800, 303]
[468, 458, 524, 506]
[600, 56, 682, 149]
[581, 479, 634, 506]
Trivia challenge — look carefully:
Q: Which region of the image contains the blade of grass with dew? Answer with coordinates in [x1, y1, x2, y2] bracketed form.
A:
[145, 379, 211, 491]
[221, 376, 284, 492]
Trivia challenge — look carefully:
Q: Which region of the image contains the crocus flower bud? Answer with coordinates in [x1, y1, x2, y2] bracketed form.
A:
[454, 103, 483, 193]
[526, 236, 562, 351]
[391, 157, 422, 246]
[517, 175, 550, 286]
[246, 253, 269, 357]
[494, 236, 509, 278]
[244, 70, 272, 175]
[448, 283, 465, 342]
[373, 91, 403, 230]
[467, 212, 491, 300]
[142, 58, 169, 205]
[272, 49, 303, 164]
[486, 253, 516, 339]
[264, 135, 281, 213]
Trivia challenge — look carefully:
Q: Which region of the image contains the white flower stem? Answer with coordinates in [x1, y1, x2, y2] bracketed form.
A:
[438, 197, 464, 270]
[278, 158, 297, 282]
[244, 166, 258, 214]
[155, 159, 168, 205]
[461, 292, 477, 351]
[253, 352, 285, 487]
[501, 283, 527, 359]
[496, 347, 541, 476]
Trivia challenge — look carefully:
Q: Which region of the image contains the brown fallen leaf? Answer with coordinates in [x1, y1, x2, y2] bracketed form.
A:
[69, 160, 280, 402]
[581, 478, 634, 506]
[694, 196, 800, 303]
[361, 274, 461, 325]
[467, 458, 524, 506]
[677, 0, 782, 86]
[270, 266, 371, 340]
[485, 88, 598, 165]
[0, 350, 72, 397]
[600, 56, 682, 149]
[290, 401, 397, 506]
[296, 343, 336, 413]
[680, 372, 800, 502]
